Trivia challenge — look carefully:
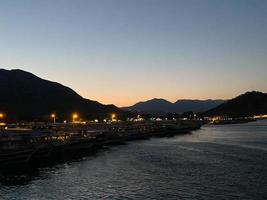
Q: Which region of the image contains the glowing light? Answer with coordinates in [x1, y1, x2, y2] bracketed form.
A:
[254, 114, 267, 119]
[135, 114, 144, 121]
[0, 113, 4, 118]
[50, 113, 56, 124]
[72, 113, 79, 122]
[111, 113, 116, 121]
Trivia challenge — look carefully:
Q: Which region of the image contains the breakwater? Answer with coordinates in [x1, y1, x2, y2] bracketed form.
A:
[0, 121, 201, 167]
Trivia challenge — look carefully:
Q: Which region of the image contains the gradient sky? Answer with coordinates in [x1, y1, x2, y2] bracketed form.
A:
[1, 0, 267, 106]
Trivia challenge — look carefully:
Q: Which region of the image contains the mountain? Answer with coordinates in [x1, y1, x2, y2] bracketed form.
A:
[123, 98, 174, 114]
[174, 99, 225, 113]
[123, 98, 225, 115]
[0, 69, 121, 121]
[205, 91, 267, 117]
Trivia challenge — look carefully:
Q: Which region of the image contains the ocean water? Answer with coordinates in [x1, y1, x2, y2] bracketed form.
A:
[1, 120, 267, 200]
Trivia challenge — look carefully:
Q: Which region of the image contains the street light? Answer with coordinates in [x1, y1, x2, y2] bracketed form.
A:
[51, 113, 56, 124]
[72, 113, 78, 123]
[111, 113, 116, 121]
[0, 113, 5, 125]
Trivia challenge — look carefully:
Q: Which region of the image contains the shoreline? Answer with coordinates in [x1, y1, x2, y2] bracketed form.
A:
[0, 121, 201, 169]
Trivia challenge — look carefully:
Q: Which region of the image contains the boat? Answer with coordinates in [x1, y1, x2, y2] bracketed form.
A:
[0, 121, 201, 167]
[0, 129, 53, 166]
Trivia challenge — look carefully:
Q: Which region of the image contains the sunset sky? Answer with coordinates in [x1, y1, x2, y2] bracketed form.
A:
[1, 0, 267, 107]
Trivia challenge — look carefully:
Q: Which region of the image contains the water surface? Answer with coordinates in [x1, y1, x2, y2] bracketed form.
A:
[1, 120, 267, 200]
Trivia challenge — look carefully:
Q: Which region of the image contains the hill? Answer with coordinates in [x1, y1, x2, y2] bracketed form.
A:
[174, 99, 225, 113]
[0, 69, 121, 121]
[123, 98, 225, 115]
[123, 98, 174, 115]
[205, 91, 267, 117]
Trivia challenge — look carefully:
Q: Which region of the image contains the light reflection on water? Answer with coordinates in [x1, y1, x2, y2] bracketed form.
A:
[0, 120, 267, 200]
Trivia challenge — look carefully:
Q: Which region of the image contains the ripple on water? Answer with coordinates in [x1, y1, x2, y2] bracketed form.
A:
[1, 120, 267, 200]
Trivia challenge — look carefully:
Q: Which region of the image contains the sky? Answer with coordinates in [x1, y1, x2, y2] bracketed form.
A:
[0, 0, 267, 107]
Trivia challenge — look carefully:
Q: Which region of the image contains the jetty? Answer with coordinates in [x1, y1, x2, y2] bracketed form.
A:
[0, 120, 201, 167]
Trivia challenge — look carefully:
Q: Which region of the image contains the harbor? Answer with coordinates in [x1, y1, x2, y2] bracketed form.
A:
[1, 119, 266, 200]
[0, 120, 201, 168]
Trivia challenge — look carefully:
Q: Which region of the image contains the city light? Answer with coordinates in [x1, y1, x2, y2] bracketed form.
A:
[0, 113, 6, 126]
[51, 113, 56, 124]
[72, 113, 79, 122]
[0, 113, 5, 126]
[111, 113, 116, 121]
[135, 114, 144, 121]
[253, 114, 267, 119]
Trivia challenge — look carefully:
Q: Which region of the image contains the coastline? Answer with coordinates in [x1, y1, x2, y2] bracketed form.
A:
[0, 121, 201, 169]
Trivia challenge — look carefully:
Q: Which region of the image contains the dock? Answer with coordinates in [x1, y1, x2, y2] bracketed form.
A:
[0, 120, 201, 167]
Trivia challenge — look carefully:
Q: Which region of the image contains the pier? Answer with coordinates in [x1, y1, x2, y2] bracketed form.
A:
[0, 120, 201, 167]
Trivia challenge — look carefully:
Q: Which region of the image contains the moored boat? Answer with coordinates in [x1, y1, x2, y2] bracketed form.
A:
[0, 121, 201, 167]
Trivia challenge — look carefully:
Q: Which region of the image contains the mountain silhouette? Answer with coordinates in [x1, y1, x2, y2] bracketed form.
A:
[123, 98, 225, 115]
[0, 69, 121, 121]
[205, 91, 267, 117]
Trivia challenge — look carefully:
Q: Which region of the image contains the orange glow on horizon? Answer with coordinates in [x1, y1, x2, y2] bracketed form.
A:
[81, 87, 267, 107]
[80, 88, 243, 107]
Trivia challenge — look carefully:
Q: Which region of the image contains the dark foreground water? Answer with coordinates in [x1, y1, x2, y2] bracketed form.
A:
[1, 120, 267, 200]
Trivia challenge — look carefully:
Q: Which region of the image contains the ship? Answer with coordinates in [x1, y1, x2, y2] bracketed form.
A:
[0, 121, 201, 168]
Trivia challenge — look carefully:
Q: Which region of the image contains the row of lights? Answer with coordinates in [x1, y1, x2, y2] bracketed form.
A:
[0, 112, 118, 124]
[50, 113, 79, 124]
[50, 113, 117, 124]
[0, 112, 79, 124]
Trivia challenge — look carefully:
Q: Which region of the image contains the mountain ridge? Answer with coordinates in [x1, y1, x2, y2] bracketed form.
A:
[123, 98, 225, 115]
[205, 91, 267, 117]
[0, 69, 121, 121]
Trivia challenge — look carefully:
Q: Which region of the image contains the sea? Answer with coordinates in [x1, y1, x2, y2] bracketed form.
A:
[1, 120, 267, 200]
